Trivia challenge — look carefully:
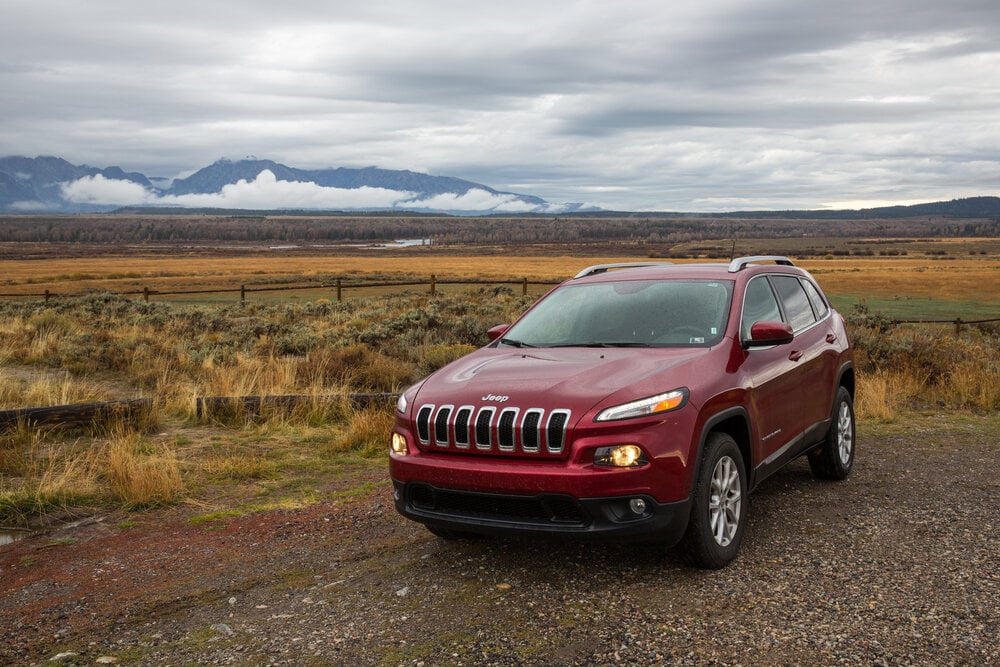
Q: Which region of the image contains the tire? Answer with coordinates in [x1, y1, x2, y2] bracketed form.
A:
[680, 432, 748, 569]
[808, 386, 856, 480]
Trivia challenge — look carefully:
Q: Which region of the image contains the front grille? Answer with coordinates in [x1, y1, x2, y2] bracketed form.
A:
[415, 404, 572, 456]
[408, 484, 588, 526]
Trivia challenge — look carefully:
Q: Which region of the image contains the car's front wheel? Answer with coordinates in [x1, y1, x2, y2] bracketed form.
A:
[680, 432, 747, 569]
[808, 386, 855, 480]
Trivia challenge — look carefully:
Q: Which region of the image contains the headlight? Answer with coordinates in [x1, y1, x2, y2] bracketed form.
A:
[390, 433, 408, 455]
[594, 388, 689, 422]
[594, 444, 648, 467]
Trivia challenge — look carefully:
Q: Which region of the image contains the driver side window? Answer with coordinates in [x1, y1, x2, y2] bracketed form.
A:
[741, 277, 781, 340]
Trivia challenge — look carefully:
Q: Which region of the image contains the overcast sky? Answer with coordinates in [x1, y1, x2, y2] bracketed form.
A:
[2, 0, 998, 211]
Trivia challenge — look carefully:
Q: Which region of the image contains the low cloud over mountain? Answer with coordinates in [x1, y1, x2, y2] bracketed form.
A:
[0, 156, 592, 215]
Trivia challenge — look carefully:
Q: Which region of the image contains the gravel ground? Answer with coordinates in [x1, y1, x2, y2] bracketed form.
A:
[1, 412, 997, 666]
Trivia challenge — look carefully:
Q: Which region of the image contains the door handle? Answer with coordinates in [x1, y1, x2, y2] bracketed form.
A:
[826, 333, 837, 344]
[788, 350, 803, 361]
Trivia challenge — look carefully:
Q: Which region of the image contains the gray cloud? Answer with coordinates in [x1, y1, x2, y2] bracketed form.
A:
[2, 0, 998, 211]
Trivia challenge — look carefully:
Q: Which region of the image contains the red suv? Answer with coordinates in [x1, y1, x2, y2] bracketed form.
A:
[389, 257, 855, 568]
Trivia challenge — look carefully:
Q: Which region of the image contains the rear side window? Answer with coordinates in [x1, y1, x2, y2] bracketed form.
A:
[771, 275, 817, 332]
[800, 278, 829, 320]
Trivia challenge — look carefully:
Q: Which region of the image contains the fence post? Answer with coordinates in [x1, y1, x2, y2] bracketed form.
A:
[522, 277, 528, 296]
[143, 286, 150, 303]
[430, 274, 436, 296]
[44, 289, 50, 302]
[240, 284, 246, 303]
[954, 318, 962, 336]
[336, 278, 342, 302]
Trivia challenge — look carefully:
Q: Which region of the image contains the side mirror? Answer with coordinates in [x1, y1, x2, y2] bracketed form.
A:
[744, 321, 794, 348]
[487, 324, 510, 341]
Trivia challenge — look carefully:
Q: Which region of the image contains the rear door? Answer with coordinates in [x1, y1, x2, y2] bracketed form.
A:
[768, 274, 830, 438]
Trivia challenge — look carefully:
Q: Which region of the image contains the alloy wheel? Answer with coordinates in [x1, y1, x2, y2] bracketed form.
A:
[709, 455, 742, 547]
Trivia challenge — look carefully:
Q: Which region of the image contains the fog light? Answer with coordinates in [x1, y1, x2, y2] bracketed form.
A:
[629, 498, 647, 515]
[594, 445, 648, 467]
[390, 433, 408, 455]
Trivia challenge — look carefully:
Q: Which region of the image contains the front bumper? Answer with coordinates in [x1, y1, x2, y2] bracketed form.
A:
[391, 479, 692, 544]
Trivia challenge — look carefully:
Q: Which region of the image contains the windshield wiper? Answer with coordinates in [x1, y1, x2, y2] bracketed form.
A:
[599, 342, 652, 347]
[500, 337, 536, 348]
[549, 341, 651, 348]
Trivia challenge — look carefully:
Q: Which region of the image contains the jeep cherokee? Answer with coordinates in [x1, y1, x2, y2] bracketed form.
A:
[389, 256, 855, 568]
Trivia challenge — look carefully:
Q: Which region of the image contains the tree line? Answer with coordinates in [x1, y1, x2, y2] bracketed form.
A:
[0, 213, 996, 245]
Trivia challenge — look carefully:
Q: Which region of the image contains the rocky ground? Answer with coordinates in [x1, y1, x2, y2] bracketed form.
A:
[1, 412, 997, 666]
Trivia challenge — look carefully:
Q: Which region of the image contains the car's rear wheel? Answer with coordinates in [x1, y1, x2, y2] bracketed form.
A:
[808, 386, 855, 480]
[680, 432, 747, 569]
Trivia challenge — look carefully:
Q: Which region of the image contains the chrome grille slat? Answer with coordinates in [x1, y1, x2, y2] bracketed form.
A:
[521, 409, 543, 452]
[475, 407, 495, 450]
[497, 408, 519, 451]
[434, 405, 453, 447]
[546, 410, 571, 453]
[416, 405, 434, 444]
[415, 404, 570, 456]
[453, 406, 473, 448]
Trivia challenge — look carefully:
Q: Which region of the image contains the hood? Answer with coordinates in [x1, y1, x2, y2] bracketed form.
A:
[411, 346, 707, 416]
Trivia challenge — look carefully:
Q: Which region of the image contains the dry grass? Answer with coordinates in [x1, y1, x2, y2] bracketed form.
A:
[330, 405, 396, 458]
[799, 258, 1000, 302]
[944, 359, 1000, 411]
[0, 370, 117, 410]
[855, 369, 929, 421]
[0, 252, 996, 302]
[106, 428, 184, 509]
[0, 420, 184, 523]
[0, 257, 996, 525]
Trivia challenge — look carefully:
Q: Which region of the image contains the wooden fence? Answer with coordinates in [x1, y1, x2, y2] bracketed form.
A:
[0, 394, 399, 430]
[0, 278, 996, 333]
[892, 317, 1000, 335]
[0, 275, 561, 303]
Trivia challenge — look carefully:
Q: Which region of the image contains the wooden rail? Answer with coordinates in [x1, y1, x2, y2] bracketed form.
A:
[0, 398, 153, 430]
[0, 394, 397, 431]
[195, 393, 398, 419]
[0, 276, 559, 303]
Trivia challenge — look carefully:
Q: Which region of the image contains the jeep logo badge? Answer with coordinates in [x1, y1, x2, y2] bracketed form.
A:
[481, 393, 509, 403]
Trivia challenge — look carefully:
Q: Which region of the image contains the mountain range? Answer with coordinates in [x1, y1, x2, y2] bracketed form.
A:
[0, 156, 580, 215]
[0, 155, 997, 218]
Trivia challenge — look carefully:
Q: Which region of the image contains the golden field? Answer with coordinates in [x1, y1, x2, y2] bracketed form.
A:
[2, 252, 998, 307]
[1, 245, 997, 524]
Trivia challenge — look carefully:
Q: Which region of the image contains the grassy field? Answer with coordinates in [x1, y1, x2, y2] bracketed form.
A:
[1, 243, 997, 528]
[2, 248, 998, 319]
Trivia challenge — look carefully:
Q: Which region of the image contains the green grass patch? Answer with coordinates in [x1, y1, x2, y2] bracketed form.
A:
[830, 294, 1000, 321]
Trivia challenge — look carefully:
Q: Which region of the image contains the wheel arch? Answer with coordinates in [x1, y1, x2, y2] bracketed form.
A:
[838, 362, 855, 400]
[692, 407, 752, 494]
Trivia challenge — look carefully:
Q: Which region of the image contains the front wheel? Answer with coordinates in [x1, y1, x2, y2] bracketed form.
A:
[808, 386, 855, 480]
[679, 432, 748, 569]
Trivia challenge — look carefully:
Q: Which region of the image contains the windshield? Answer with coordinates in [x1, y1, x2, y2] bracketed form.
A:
[501, 279, 733, 348]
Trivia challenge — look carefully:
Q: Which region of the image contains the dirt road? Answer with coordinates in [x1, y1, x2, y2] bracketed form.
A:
[2, 413, 997, 666]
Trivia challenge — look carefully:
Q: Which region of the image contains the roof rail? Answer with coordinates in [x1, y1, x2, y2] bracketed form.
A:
[728, 255, 795, 273]
[573, 261, 673, 279]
